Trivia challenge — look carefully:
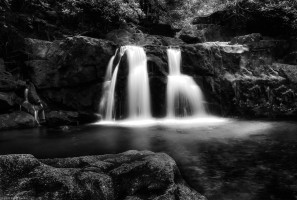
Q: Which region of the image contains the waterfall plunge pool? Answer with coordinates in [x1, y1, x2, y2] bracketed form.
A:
[1, 119, 297, 200]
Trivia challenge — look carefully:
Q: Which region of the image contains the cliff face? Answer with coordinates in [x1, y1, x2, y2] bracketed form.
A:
[1, 0, 297, 129]
[22, 35, 297, 120]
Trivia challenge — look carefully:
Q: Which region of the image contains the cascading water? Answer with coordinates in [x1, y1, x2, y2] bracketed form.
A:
[24, 88, 29, 103]
[166, 48, 206, 118]
[98, 45, 223, 126]
[99, 48, 124, 121]
[126, 46, 152, 119]
[99, 46, 152, 121]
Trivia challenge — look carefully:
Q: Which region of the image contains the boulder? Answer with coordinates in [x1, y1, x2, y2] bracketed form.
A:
[0, 111, 37, 130]
[0, 92, 16, 112]
[46, 111, 79, 127]
[40, 83, 102, 112]
[0, 151, 206, 200]
[0, 70, 26, 91]
[25, 36, 116, 89]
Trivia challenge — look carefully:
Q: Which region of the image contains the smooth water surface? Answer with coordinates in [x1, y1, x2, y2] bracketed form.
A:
[1, 119, 297, 200]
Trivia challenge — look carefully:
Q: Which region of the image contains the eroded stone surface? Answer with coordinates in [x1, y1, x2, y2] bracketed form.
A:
[0, 151, 205, 200]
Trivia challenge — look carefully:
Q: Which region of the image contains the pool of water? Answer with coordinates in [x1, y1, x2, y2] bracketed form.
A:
[1, 119, 297, 200]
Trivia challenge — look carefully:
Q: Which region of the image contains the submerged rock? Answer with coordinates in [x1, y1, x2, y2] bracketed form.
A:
[0, 151, 205, 200]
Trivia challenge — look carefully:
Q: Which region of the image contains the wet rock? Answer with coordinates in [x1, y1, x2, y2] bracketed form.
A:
[0, 70, 26, 91]
[0, 111, 37, 130]
[0, 58, 5, 71]
[177, 24, 226, 44]
[25, 36, 116, 89]
[142, 41, 297, 118]
[46, 111, 79, 127]
[0, 92, 16, 112]
[230, 33, 263, 45]
[284, 51, 297, 65]
[272, 63, 297, 84]
[106, 28, 183, 46]
[24, 36, 115, 114]
[41, 83, 102, 112]
[0, 151, 205, 200]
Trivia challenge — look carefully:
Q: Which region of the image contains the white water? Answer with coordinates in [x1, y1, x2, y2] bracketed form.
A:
[99, 49, 125, 121]
[99, 50, 117, 120]
[24, 88, 29, 103]
[33, 107, 39, 124]
[126, 46, 152, 119]
[98, 46, 222, 126]
[166, 48, 206, 118]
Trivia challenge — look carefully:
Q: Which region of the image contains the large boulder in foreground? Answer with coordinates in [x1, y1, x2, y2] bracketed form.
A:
[0, 151, 205, 200]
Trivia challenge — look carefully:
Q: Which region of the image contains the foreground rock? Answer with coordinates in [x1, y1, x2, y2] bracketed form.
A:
[0, 151, 205, 200]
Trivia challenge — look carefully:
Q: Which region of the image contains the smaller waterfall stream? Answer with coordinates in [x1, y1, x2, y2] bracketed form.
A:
[166, 48, 206, 118]
[99, 48, 125, 120]
[24, 88, 29, 103]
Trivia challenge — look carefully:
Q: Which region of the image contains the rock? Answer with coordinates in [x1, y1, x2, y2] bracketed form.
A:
[0, 70, 26, 91]
[0, 92, 16, 112]
[106, 28, 184, 46]
[192, 0, 297, 38]
[272, 63, 297, 84]
[27, 82, 42, 104]
[21, 33, 297, 119]
[0, 58, 5, 71]
[142, 41, 297, 118]
[40, 83, 102, 112]
[0, 151, 205, 200]
[177, 24, 226, 44]
[0, 111, 37, 130]
[284, 51, 297, 65]
[46, 111, 79, 127]
[25, 36, 116, 89]
[230, 33, 263, 45]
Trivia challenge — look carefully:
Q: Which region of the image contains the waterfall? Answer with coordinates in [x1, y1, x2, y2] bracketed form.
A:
[99, 49, 122, 120]
[33, 106, 39, 124]
[24, 88, 29, 103]
[99, 46, 210, 124]
[166, 48, 206, 118]
[126, 46, 152, 119]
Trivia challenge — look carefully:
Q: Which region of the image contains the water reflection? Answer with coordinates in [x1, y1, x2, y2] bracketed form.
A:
[1, 120, 297, 200]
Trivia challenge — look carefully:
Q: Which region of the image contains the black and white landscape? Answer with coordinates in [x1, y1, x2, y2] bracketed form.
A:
[1, 0, 297, 199]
